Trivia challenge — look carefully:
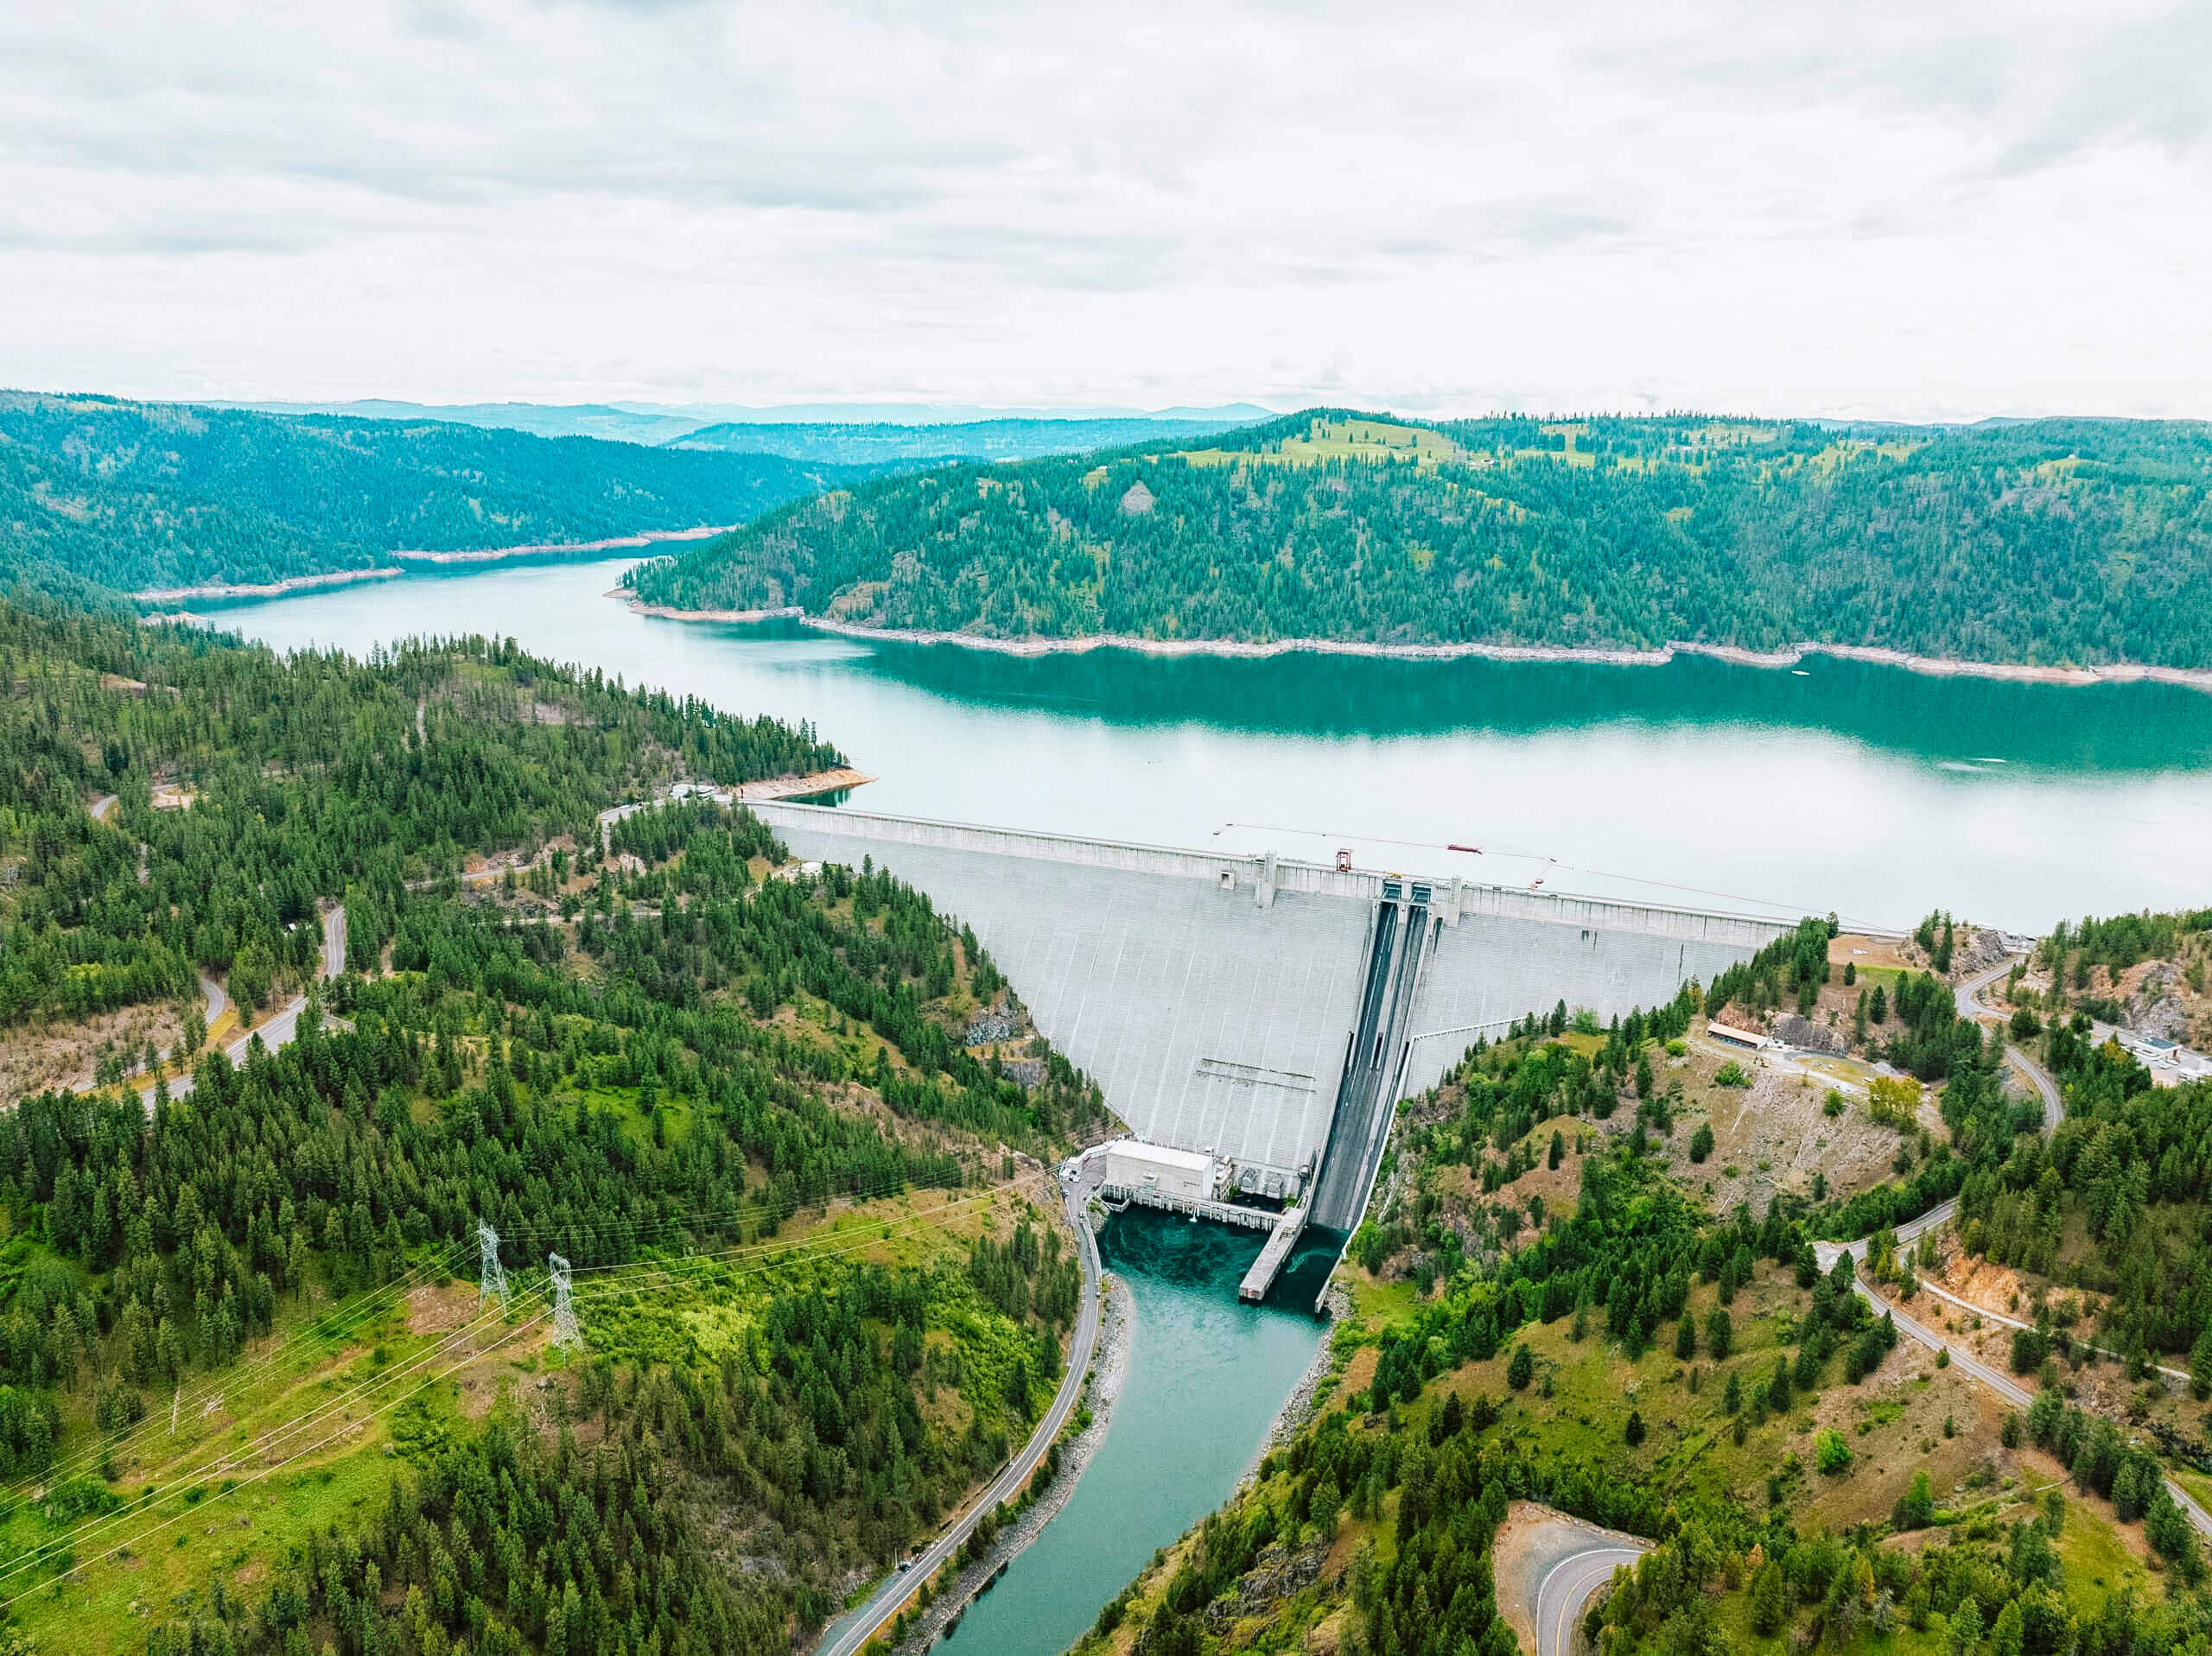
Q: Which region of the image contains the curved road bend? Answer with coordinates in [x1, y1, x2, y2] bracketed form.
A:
[1815, 956, 2212, 1541]
[1955, 960, 2062, 1133]
[817, 1172, 1104, 1656]
[1535, 1545, 1648, 1656]
[144, 905, 347, 1107]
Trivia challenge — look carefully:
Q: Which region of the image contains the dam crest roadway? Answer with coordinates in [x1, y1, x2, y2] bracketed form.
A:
[752, 803, 1788, 1301]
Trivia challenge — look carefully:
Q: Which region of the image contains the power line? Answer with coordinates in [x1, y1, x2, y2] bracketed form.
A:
[0, 1298, 533, 1592]
[4, 1237, 477, 1502]
[0, 1312, 549, 1613]
[7, 1193, 1012, 1594]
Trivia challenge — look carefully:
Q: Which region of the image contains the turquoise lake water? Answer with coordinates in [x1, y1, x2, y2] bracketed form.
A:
[211, 555, 2212, 935]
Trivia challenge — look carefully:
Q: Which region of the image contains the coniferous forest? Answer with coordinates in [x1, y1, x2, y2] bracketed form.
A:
[0, 393, 868, 593]
[0, 596, 1106, 1656]
[627, 410, 2212, 669]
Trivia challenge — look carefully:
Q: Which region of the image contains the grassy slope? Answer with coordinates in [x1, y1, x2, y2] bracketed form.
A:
[1073, 1026, 2187, 1656]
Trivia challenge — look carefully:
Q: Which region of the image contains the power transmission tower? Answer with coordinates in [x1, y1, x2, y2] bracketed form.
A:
[549, 1253, 580, 1348]
[478, 1223, 509, 1305]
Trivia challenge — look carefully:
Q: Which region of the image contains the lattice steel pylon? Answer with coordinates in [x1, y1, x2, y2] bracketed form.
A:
[477, 1223, 509, 1305]
[549, 1253, 580, 1348]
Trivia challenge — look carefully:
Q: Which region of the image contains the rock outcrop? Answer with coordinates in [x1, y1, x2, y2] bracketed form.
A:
[1774, 1013, 1848, 1055]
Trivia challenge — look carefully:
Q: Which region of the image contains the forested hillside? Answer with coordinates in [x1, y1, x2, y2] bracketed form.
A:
[0, 393, 861, 593]
[0, 600, 1109, 1656]
[1082, 1002, 2212, 1656]
[627, 410, 2212, 669]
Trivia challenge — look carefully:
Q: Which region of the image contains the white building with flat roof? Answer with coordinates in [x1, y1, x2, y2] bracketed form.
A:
[1100, 1139, 1220, 1204]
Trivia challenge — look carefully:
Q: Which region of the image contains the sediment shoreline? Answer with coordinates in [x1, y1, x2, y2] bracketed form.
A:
[137, 567, 409, 603]
[609, 593, 2212, 693]
[134, 524, 734, 604]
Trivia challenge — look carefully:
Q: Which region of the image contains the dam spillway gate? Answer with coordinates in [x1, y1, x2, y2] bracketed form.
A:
[750, 803, 1788, 1303]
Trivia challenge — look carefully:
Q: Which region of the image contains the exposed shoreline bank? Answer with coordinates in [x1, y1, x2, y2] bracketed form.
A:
[610, 593, 2212, 694]
[1261, 1280, 1346, 1459]
[880, 1270, 1135, 1656]
[134, 524, 733, 604]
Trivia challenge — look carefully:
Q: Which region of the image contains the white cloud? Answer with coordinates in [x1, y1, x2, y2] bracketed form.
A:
[1, 0, 2205, 416]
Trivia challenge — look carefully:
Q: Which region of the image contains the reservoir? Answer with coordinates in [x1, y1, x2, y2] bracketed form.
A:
[211, 555, 2212, 935]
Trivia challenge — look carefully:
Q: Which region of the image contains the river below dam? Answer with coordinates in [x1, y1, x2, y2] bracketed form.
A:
[927, 1212, 1338, 1656]
[206, 554, 2212, 1650]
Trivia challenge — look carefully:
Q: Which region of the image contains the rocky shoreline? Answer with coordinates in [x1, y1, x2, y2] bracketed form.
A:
[883, 1269, 1135, 1655]
[608, 594, 2212, 695]
[1261, 1282, 1347, 1459]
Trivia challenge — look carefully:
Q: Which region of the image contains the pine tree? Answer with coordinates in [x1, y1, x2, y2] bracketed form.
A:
[1750, 1560, 1787, 1634]
[1990, 1598, 2023, 1656]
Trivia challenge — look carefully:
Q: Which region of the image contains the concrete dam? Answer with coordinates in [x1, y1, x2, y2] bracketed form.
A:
[752, 803, 1788, 1298]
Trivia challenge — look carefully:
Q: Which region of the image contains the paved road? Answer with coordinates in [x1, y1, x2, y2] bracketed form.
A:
[1902, 1272, 2192, 1386]
[321, 904, 347, 979]
[143, 905, 347, 1107]
[1818, 957, 2212, 1542]
[1955, 960, 2063, 1132]
[815, 1164, 1104, 1656]
[1535, 1546, 1647, 1656]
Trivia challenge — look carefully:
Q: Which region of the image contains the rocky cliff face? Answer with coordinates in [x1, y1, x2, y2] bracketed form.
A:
[2125, 964, 2199, 1043]
[1773, 1012, 1848, 1055]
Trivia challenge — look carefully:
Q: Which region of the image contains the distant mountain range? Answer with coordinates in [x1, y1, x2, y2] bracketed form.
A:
[215, 398, 1278, 447]
[666, 417, 1261, 466]
[0, 391, 866, 594]
[622, 408, 2212, 671]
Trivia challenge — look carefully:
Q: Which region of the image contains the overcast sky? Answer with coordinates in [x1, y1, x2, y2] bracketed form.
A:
[5, 0, 2208, 419]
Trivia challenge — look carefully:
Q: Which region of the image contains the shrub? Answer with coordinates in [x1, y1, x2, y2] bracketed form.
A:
[1815, 1429, 1853, 1475]
[1714, 1061, 1751, 1088]
[1892, 1470, 1935, 1530]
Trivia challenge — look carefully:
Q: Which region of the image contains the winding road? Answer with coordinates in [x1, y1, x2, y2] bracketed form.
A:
[1535, 1546, 1648, 1656]
[1527, 953, 2212, 1653]
[1811, 955, 2212, 1543]
[140, 905, 347, 1107]
[815, 1164, 1104, 1656]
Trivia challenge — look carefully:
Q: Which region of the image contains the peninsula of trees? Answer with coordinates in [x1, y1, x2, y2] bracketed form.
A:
[624, 411, 2212, 669]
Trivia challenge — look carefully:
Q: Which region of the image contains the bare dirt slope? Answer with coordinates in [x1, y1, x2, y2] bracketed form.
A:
[3, 1001, 185, 1099]
[1491, 1501, 1652, 1656]
[1688, 1050, 1925, 1217]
